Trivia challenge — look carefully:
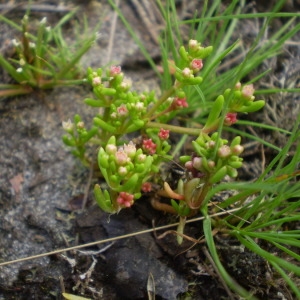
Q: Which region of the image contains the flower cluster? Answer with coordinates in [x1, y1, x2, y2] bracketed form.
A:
[85, 66, 162, 135]
[227, 82, 265, 113]
[171, 96, 189, 109]
[174, 39, 212, 85]
[181, 133, 244, 184]
[202, 83, 265, 133]
[142, 139, 157, 155]
[95, 136, 157, 212]
[62, 114, 98, 164]
[0, 13, 97, 98]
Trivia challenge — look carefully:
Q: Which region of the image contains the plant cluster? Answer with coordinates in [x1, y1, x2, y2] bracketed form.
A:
[0, 11, 97, 98]
[62, 39, 265, 232]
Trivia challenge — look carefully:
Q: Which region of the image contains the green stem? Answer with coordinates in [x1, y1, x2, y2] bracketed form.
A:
[146, 121, 202, 135]
[145, 85, 176, 118]
[203, 118, 221, 134]
[177, 216, 186, 244]
[0, 86, 32, 98]
[149, 106, 172, 121]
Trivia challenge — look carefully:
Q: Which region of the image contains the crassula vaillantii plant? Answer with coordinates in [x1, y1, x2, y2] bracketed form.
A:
[62, 39, 265, 242]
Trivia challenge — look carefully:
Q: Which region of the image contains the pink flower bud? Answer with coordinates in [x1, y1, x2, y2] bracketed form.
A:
[92, 76, 101, 86]
[208, 160, 215, 169]
[171, 97, 188, 110]
[158, 128, 170, 140]
[117, 104, 128, 117]
[218, 145, 231, 158]
[106, 144, 117, 154]
[231, 145, 244, 155]
[123, 141, 136, 158]
[242, 84, 255, 100]
[235, 82, 242, 90]
[208, 141, 216, 148]
[115, 149, 129, 165]
[117, 192, 134, 207]
[185, 161, 193, 170]
[142, 182, 152, 193]
[110, 65, 121, 76]
[224, 113, 237, 126]
[190, 59, 203, 72]
[192, 157, 202, 169]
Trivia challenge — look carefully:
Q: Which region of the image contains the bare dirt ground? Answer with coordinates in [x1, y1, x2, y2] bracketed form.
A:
[0, 1, 299, 299]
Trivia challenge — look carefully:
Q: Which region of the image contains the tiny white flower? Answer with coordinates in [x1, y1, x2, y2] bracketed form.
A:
[135, 102, 144, 111]
[19, 58, 26, 66]
[120, 77, 132, 90]
[11, 39, 20, 47]
[92, 76, 101, 86]
[110, 112, 117, 119]
[118, 166, 128, 176]
[137, 154, 146, 163]
[182, 68, 192, 78]
[62, 119, 74, 131]
[189, 39, 198, 49]
[40, 17, 47, 24]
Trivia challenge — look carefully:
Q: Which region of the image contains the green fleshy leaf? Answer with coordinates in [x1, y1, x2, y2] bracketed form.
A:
[62, 135, 75, 146]
[209, 166, 227, 184]
[230, 136, 242, 148]
[237, 100, 265, 113]
[179, 155, 191, 163]
[178, 45, 189, 62]
[171, 199, 180, 212]
[101, 87, 116, 96]
[204, 95, 224, 129]
[228, 160, 243, 169]
[98, 147, 109, 169]
[226, 166, 238, 178]
[126, 119, 145, 133]
[84, 98, 107, 107]
[195, 46, 213, 59]
[117, 173, 139, 193]
[93, 117, 116, 133]
[94, 184, 115, 213]
[81, 127, 98, 143]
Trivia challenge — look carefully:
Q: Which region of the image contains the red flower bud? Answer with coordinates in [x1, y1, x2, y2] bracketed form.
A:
[224, 113, 237, 126]
[158, 128, 170, 140]
[142, 139, 157, 155]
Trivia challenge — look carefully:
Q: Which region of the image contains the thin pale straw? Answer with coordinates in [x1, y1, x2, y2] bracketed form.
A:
[0, 208, 239, 267]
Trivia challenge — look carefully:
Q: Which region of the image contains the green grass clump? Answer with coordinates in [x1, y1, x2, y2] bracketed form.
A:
[0, 9, 99, 98]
